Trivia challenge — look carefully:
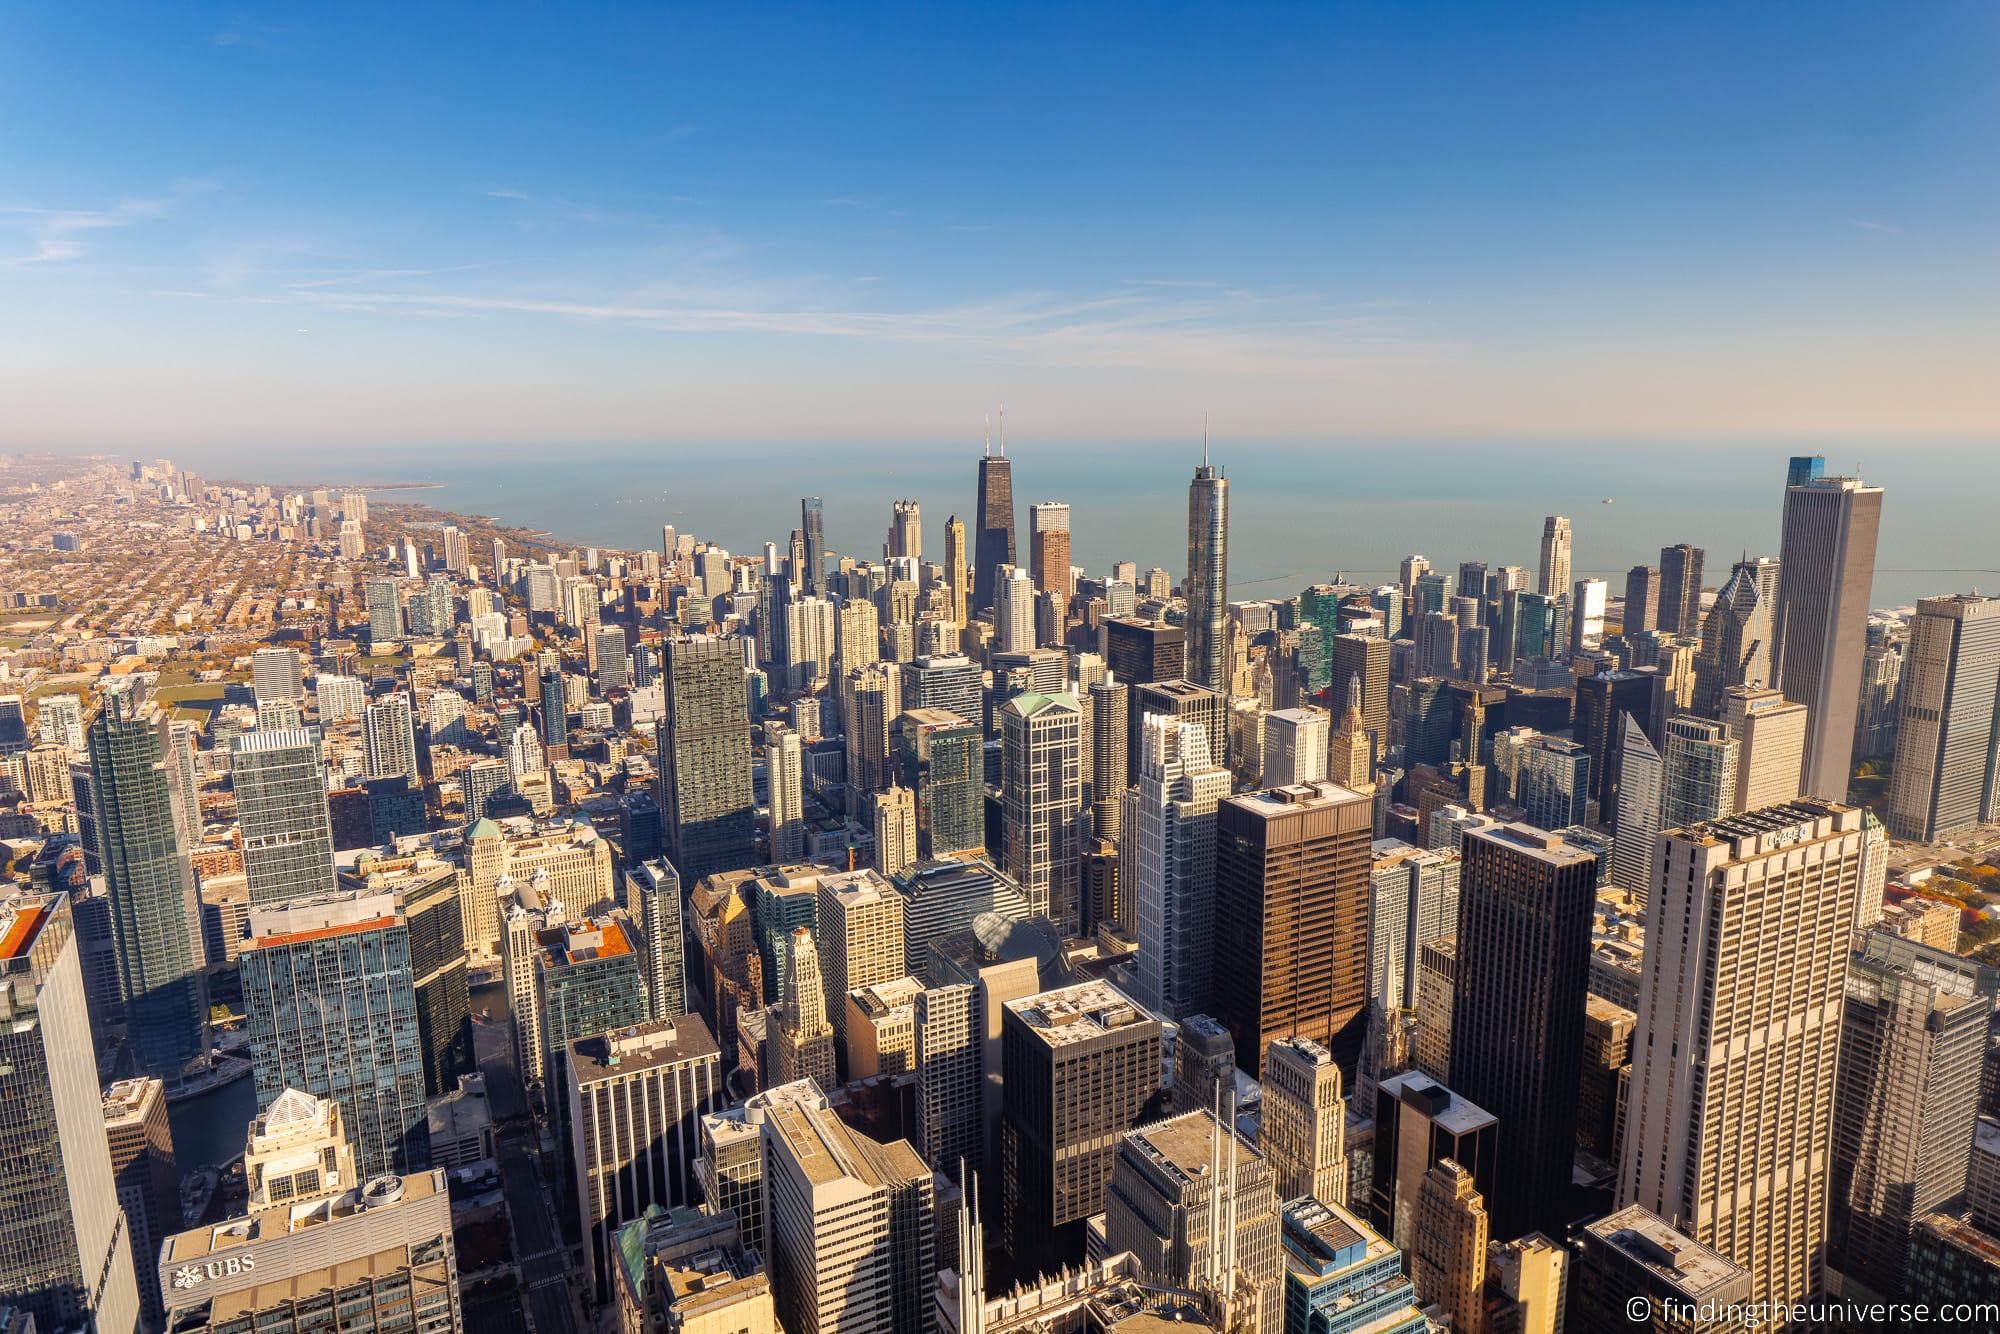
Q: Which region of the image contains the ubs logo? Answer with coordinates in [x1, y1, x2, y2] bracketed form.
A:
[172, 1255, 256, 1289]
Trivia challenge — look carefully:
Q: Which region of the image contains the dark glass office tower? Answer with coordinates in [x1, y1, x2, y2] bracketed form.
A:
[974, 445, 1015, 614]
[1185, 458, 1229, 691]
[1213, 782, 1373, 1086]
[539, 653, 568, 751]
[1449, 823, 1597, 1239]
[89, 680, 209, 1080]
[1657, 544, 1705, 635]
[896, 707, 985, 858]
[658, 635, 757, 880]
[800, 496, 825, 596]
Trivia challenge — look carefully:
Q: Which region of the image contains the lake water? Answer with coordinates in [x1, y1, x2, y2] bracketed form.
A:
[298, 437, 1995, 611]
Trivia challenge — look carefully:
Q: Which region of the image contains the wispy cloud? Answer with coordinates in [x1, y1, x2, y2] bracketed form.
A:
[0, 194, 180, 267]
[1848, 218, 1903, 234]
[189, 271, 1433, 378]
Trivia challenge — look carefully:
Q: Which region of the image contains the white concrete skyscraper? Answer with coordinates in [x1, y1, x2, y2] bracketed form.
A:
[1537, 515, 1572, 597]
[1001, 691, 1085, 931]
[1771, 473, 1883, 799]
[1620, 800, 1864, 1313]
[766, 721, 807, 862]
[1124, 715, 1230, 1019]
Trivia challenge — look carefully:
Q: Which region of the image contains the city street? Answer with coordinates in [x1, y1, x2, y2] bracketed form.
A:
[475, 998, 582, 1334]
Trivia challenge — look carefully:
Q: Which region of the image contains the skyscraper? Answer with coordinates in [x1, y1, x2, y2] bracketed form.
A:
[1369, 1071, 1498, 1253]
[89, 679, 210, 1079]
[1721, 685, 1807, 813]
[1657, 543, 1704, 635]
[1261, 707, 1329, 787]
[0, 893, 143, 1334]
[1829, 931, 1996, 1298]
[1000, 691, 1085, 931]
[1410, 1160, 1487, 1333]
[240, 892, 430, 1178]
[101, 1076, 179, 1330]
[1449, 823, 1596, 1238]
[1186, 455, 1229, 692]
[659, 635, 757, 881]
[1261, 1036, 1347, 1206]
[758, 1079, 937, 1334]
[1886, 594, 2000, 841]
[1537, 515, 1571, 596]
[1620, 801, 1865, 1311]
[1771, 474, 1883, 798]
[772, 928, 837, 1089]
[1213, 782, 1372, 1082]
[365, 576, 402, 643]
[872, 784, 918, 878]
[1609, 715, 1663, 895]
[1124, 715, 1230, 1019]
[1102, 1109, 1284, 1334]
[363, 689, 419, 781]
[973, 441, 1015, 614]
[1000, 980, 1162, 1269]
[889, 497, 922, 560]
[568, 1015, 723, 1305]
[1087, 679, 1129, 838]
[233, 728, 338, 906]
[800, 496, 825, 596]
[1028, 500, 1072, 600]
[766, 721, 807, 862]
[943, 514, 969, 627]
[817, 868, 907, 1057]
[1660, 716, 1740, 830]
[1692, 561, 1773, 717]
[1623, 565, 1659, 634]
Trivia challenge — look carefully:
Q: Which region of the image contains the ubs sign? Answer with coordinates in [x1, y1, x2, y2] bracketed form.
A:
[172, 1254, 256, 1289]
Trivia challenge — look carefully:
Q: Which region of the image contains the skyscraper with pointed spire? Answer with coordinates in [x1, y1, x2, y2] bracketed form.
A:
[1186, 438, 1229, 692]
[973, 417, 1015, 615]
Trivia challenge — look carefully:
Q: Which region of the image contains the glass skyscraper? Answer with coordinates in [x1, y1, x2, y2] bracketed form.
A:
[233, 728, 338, 906]
[657, 635, 757, 881]
[240, 892, 430, 1178]
[89, 679, 210, 1079]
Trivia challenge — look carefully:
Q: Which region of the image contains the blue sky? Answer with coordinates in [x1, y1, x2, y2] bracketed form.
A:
[1, 3, 1995, 455]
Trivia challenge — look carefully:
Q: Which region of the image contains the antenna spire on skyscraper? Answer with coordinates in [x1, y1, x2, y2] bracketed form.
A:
[1203, 413, 1210, 466]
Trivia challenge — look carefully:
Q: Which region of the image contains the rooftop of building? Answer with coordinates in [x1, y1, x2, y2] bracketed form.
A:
[163, 1168, 445, 1264]
[1378, 1071, 1496, 1136]
[568, 1013, 721, 1081]
[758, 1077, 929, 1189]
[537, 913, 638, 968]
[1585, 1205, 1750, 1297]
[849, 975, 925, 1021]
[898, 706, 976, 730]
[1007, 978, 1157, 1046]
[0, 891, 56, 963]
[1466, 821, 1598, 867]
[1124, 1110, 1263, 1186]
[1225, 781, 1369, 817]
[1281, 1196, 1401, 1279]
[1370, 839, 1458, 870]
[819, 866, 899, 907]
[1670, 799, 1858, 852]
[425, 1074, 493, 1144]
[102, 1076, 164, 1125]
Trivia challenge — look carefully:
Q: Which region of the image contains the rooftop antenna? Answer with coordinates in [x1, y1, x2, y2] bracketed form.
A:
[984, 414, 991, 456]
[1203, 413, 1210, 467]
[998, 404, 1006, 457]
